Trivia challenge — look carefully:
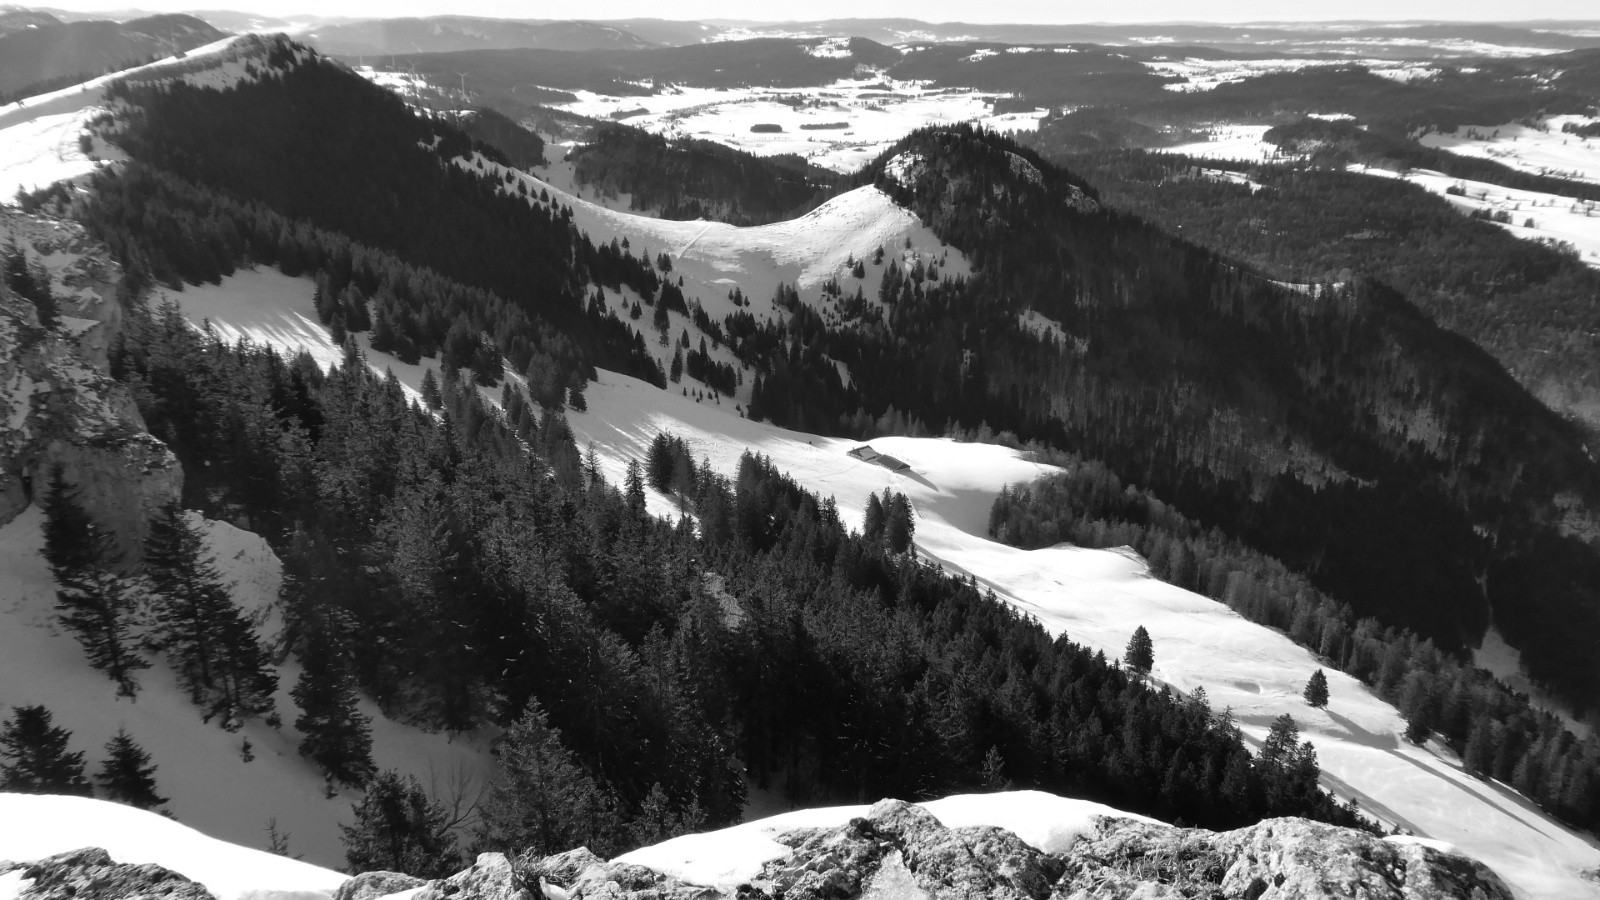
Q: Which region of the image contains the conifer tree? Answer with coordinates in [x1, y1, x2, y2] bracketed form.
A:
[479, 701, 618, 857]
[1124, 626, 1154, 676]
[95, 728, 167, 810]
[421, 368, 443, 409]
[0, 704, 91, 795]
[43, 467, 147, 697]
[627, 782, 706, 850]
[340, 770, 461, 878]
[1303, 669, 1330, 709]
[292, 635, 375, 791]
[626, 459, 647, 517]
[144, 503, 276, 725]
[863, 492, 885, 540]
[884, 491, 915, 553]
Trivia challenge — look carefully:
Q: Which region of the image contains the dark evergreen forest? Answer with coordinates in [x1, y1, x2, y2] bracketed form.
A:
[21, 36, 1600, 854]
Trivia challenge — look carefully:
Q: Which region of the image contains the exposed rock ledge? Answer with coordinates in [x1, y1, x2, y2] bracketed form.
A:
[374, 798, 1513, 900]
[0, 210, 182, 561]
[0, 847, 215, 900]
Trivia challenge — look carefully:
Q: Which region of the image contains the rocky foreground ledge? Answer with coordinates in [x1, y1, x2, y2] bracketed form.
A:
[1, 799, 1513, 900]
[344, 799, 1511, 900]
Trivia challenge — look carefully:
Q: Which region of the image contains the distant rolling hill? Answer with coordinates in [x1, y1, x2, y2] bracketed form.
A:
[0, 12, 226, 98]
[304, 16, 653, 56]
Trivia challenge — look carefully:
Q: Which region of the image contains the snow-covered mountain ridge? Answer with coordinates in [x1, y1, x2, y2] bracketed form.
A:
[0, 791, 1515, 900]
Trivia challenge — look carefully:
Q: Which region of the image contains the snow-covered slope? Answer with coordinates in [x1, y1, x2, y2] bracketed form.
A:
[144, 237, 1600, 900]
[1354, 164, 1600, 269]
[505, 155, 970, 323]
[563, 366, 1600, 900]
[1421, 115, 1600, 185]
[0, 503, 490, 871]
[0, 792, 342, 900]
[0, 35, 243, 203]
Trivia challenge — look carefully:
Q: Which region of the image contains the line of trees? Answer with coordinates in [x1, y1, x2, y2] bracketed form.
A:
[0, 704, 167, 811]
[988, 463, 1600, 833]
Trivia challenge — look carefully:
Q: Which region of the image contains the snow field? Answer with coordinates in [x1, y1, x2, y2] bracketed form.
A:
[1163, 125, 1286, 164]
[0, 36, 246, 205]
[1353, 164, 1600, 268]
[0, 793, 342, 900]
[565, 365, 1600, 900]
[503, 154, 972, 335]
[0, 503, 489, 874]
[530, 78, 1044, 174]
[1420, 115, 1600, 185]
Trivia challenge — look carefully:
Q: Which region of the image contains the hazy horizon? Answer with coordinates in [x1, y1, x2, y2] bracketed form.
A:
[21, 0, 1600, 26]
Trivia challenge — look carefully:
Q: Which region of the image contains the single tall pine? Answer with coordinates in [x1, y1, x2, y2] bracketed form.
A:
[1124, 626, 1154, 676]
[0, 704, 91, 795]
[479, 701, 618, 857]
[292, 635, 375, 790]
[43, 467, 148, 697]
[95, 728, 167, 810]
[144, 503, 276, 725]
[1303, 669, 1330, 709]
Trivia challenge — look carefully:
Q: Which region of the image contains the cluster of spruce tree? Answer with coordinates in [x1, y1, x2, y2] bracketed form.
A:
[989, 463, 1600, 833]
[569, 124, 840, 226]
[708, 126, 1599, 717]
[0, 704, 166, 810]
[3, 238, 57, 327]
[103, 263, 1369, 862]
[42, 469, 278, 728]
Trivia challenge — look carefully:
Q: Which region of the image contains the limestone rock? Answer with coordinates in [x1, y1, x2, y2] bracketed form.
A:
[420, 800, 1513, 900]
[1058, 817, 1516, 900]
[336, 871, 426, 900]
[2, 847, 215, 900]
[0, 209, 181, 561]
[415, 853, 533, 900]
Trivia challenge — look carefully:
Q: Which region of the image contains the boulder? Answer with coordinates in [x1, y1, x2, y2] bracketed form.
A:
[336, 871, 426, 900]
[3, 846, 215, 900]
[415, 853, 533, 900]
[418, 801, 1514, 900]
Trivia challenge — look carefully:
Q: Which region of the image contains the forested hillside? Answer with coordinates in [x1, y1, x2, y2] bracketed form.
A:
[567, 125, 841, 225]
[6, 36, 1378, 866]
[1055, 151, 1600, 438]
[0, 13, 225, 99]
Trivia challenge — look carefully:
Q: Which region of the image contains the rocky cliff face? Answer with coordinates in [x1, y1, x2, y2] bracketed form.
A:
[380, 799, 1513, 900]
[0, 210, 181, 563]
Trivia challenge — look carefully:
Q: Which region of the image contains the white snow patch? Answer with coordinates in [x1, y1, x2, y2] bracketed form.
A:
[518, 77, 1044, 174]
[0, 498, 491, 871]
[1353, 164, 1600, 268]
[1420, 115, 1600, 186]
[1164, 125, 1290, 164]
[569, 366, 1600, 900]
[0, 793, 343, 900]
[0, 36, 245, 204]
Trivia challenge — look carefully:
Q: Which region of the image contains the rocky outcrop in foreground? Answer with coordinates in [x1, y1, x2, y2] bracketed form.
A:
[0, 847, 215, 900]
[383, 799, 1512, 900]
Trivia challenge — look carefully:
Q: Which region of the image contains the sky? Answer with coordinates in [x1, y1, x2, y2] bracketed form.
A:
[26, 0, 1600, 24]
